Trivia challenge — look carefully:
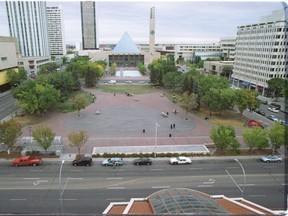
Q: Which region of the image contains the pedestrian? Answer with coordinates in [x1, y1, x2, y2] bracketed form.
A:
[143, 129, 145, 133]
[166, 112, 169, 115]
[169, 134, 172, 137]
[170, 124, 173, 129]
[173, 123, 175, 128]
[114, 93, 116, 96]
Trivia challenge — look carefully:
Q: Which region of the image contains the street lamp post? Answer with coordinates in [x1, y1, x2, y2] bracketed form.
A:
[235, 159, 246, 198]
[154, 122, 160, 158]
[59, 160, 65, 213]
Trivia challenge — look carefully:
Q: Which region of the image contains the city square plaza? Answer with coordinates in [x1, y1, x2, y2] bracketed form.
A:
[20, 75, 230, 156]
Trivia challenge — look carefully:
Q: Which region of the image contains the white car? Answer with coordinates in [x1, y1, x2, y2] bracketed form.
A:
[268, 107, 279, 113]
[170, 156, 192, 165]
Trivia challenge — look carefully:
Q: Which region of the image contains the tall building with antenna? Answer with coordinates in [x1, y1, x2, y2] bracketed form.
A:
[149, 6, 155, 59]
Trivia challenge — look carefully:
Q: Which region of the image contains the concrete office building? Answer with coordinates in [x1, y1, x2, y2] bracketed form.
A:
[47, 6, 66, 56]
[6, 1, 50, 57]
[0, 36, 18, 92]
[219, 37, 236, 60]
[231, 9, 288, 95]
[80, 1, 98, 50]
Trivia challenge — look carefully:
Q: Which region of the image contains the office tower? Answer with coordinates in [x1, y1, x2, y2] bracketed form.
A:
[149, 7, 155, 55]
[80, 1, 98, 50]
[232, 9, 287, 95]
[5, 1, 50, 57]
[47, 6, 66, 56]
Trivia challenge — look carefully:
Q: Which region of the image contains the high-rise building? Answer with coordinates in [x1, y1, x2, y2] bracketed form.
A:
[5, 1, 50, 57]
[47, 6, 66, 56]
[80, 1, 98, 50]
[149, 7, 155, 55]
[232, 9, 287, 95]
[219, 38, 236, 61]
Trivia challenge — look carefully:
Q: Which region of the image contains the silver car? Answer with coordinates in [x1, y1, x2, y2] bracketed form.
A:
[260, 155, 282, 163]
[102, 158, 124, 166]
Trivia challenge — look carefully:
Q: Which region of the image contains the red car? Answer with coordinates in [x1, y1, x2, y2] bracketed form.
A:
[12, 156, 42, 167]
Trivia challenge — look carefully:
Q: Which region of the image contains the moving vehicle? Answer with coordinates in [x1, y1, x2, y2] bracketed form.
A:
[133, 157, 152, 165]
[170, 156, 192, 165]
[72, 155, 92, 166]
[267, 114, 279, 122]
[260, 155, 282, 163]
[12, 155, 42, 167]
[102, 158, 124, 166]
[268, 107, 279, 113]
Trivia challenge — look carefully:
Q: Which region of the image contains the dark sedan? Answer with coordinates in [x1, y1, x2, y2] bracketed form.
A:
[255, 109, 265, 116]
[133, 157, 152, 165]
[72, 155, 93, 166]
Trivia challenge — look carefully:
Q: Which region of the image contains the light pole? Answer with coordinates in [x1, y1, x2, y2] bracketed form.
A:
[235, 159, 246, 198]
[154, 122, 160, 158]
[59, 160, 65, 213]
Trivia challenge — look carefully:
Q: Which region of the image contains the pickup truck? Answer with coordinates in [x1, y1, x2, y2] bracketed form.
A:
[12, 155, 42, 167]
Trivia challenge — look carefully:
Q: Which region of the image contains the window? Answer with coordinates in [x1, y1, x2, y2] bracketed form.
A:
[1, 57, 7, 61]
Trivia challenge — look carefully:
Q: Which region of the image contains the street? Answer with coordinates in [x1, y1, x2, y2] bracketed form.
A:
[0, 158, 286, 214]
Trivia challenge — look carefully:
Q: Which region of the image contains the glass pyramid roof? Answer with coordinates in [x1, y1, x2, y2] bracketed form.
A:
[113, 31, 140, 54]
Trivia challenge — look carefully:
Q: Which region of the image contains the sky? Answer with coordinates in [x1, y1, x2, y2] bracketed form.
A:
[0, 1, 286, 45]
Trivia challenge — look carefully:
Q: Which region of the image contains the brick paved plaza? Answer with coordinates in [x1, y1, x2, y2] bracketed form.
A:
[21, 84, 214, 154]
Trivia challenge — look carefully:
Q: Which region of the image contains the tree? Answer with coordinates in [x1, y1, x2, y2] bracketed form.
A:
[6, 68, 27, 86]
[38, 62, 58, 75]
[12, 81, 60, 115]
[32, 125, 55, 152]
[221, 65, 233, 79]
[202, 88, 235, 114]
[137, 63, 146, 75]
[162, 72, 183, 90]
[266, 78, 285, 101]
[199, 75, 230, 99]
[61, 56, 68, 66]
[0, 120, 22, 152]
[67, 130, 89, 156]
[210, 125, 239, 152]
[85, 62, 104, 87]
[180, 92, 198, 118]
[243, 127, 269, 151]
[72, 94, 90, 116]
[235, 89, 260, 115]
[109, 63, 117, 75]
[269, 123, 285, 153]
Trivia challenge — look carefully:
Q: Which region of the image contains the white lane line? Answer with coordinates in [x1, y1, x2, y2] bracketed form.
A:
[23, 178, 40, 180]
[150, 169, 164, 171]
[281, 183, 288, 186]
[107, 198, 126, 201]
[239, 184, 255, 186]
[152, 186, 170, 189]
[197, 185, 213, 188]
[67, 178, 84, 180]
[189, 168, 203, 170]
[107, 177, 123, 180]
[10, 199, 26, 201]
[248, 195, 266, 198]
[106, 187, 125, 189]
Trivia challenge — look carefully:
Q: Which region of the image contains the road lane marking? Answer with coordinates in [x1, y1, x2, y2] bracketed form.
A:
[107, 177, 123, 180]
[33, 180, 49, 186]
[23, 178, 40, 180]
[248, 195, 266, 197]
[281, 183, 288, 186]
[239, 184, 255, 186]
[107, 187, 125, 189]
[152, 186, 170, 189]
[67, 178, 84, 180]
[150, 169, 164, 171]
[10, 199, 26, 201]
[107, 198, 126, 201]
[189, 168, 203, 170]
[197, 185, 213, 187]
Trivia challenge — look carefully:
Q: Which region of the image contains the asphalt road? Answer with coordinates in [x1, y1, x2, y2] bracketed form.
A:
[0, 158, 286, 214]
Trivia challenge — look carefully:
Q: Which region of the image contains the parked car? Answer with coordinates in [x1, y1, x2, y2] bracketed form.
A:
[260, 155, 282, 163]
[255, 109, 265, 116]
[170, 156, 192, 165]
[268, 107, 279, 113]
[12, 155, 42, 167]
[102, 158, 124, 166]
[133, 157, 152, 165]
[72, 155, 92, 166]
[279, 120, 288, 126]
[245, 119, 263, 128]
[267, 114, 279, 122]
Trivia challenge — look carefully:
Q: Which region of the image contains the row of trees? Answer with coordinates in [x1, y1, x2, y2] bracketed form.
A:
[0, 120, 89, 156]
[210, 123, 286, 153]
[11, 57, 104, 115]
